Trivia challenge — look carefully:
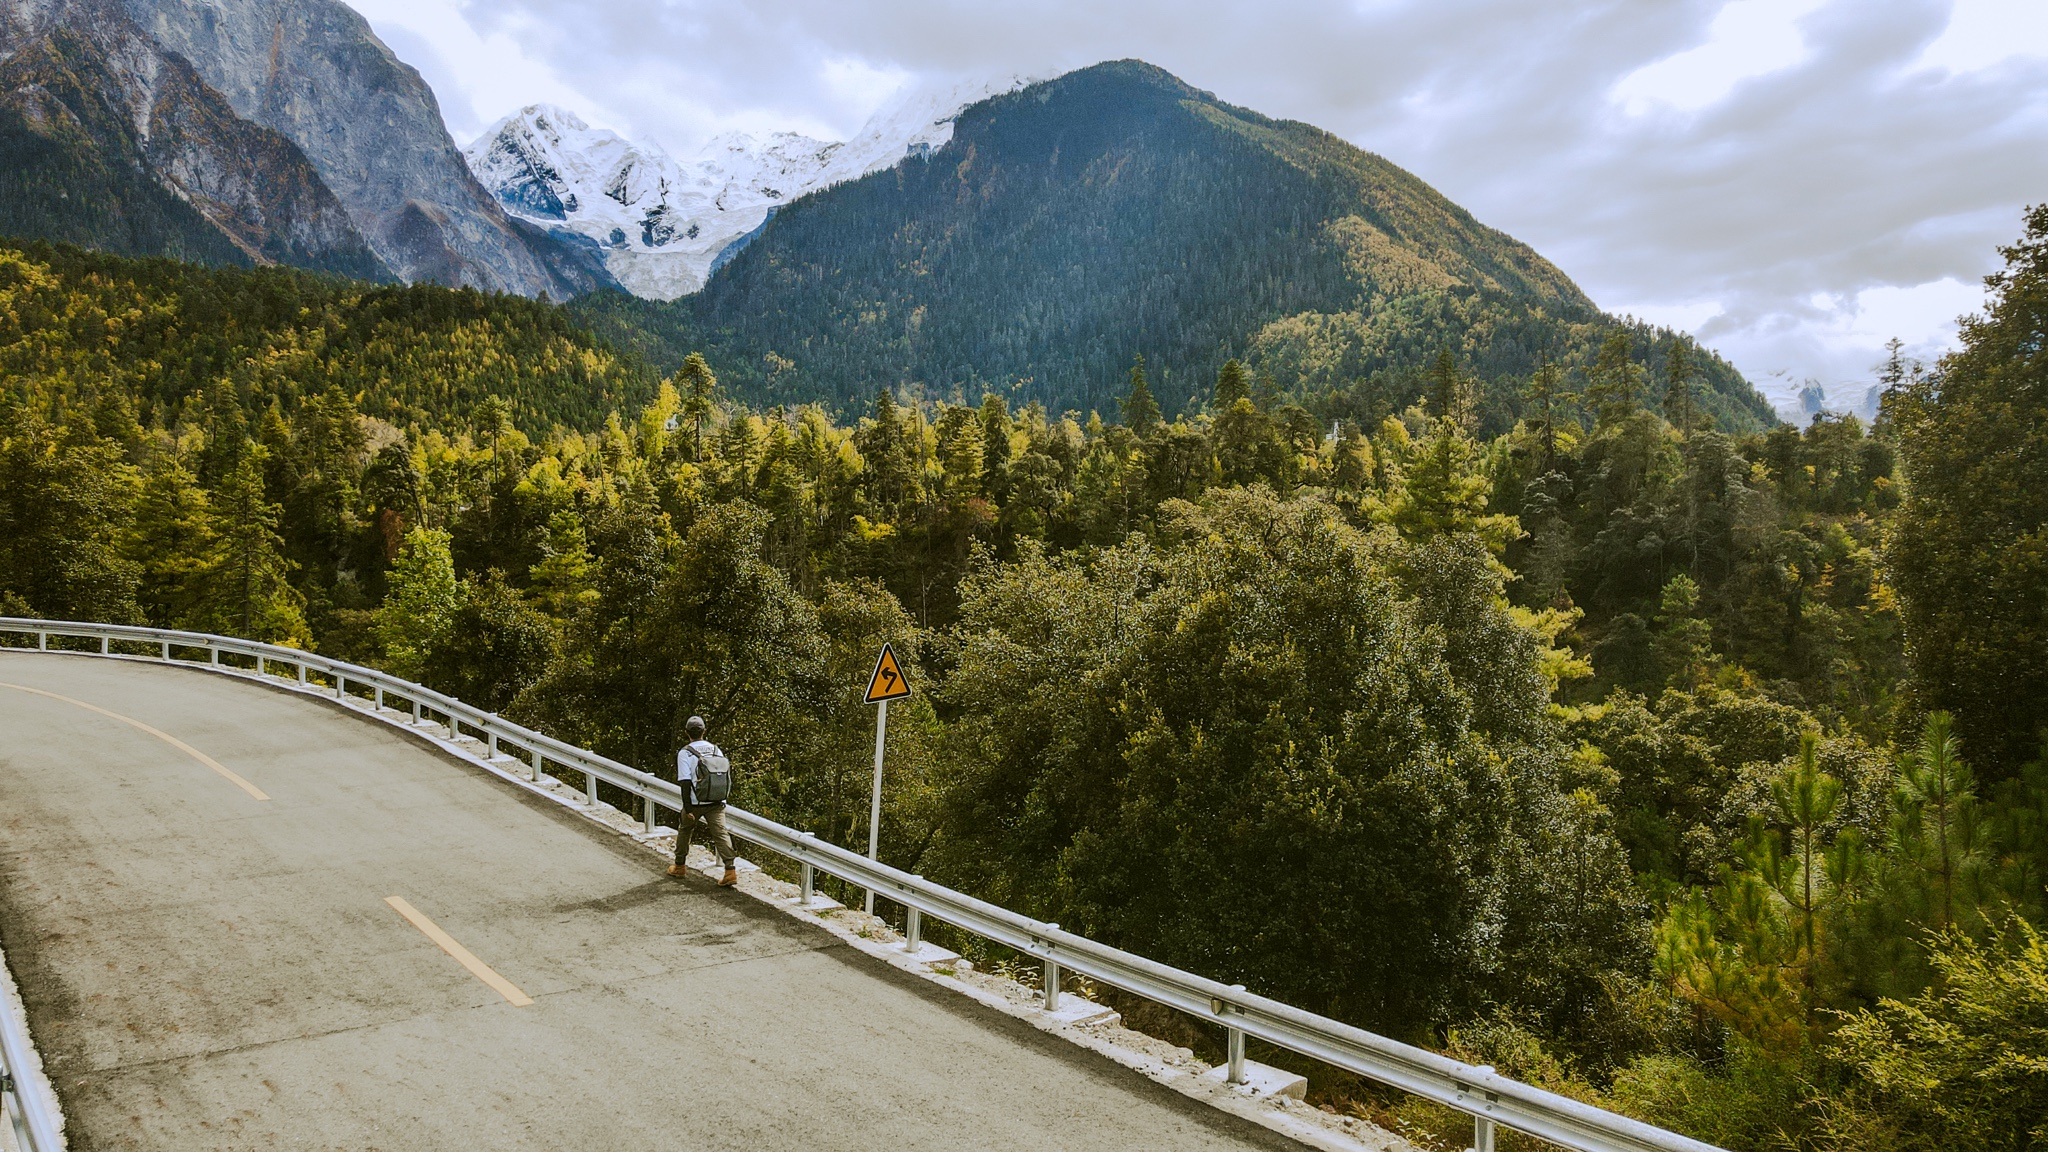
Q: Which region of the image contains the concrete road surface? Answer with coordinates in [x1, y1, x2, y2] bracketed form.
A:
[0, 651, 1299, 1151]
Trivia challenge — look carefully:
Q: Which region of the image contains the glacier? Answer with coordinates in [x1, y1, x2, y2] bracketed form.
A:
[463, 76, 1032, 301]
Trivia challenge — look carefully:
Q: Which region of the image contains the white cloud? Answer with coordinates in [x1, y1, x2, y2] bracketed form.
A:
[1610, 300, 1726, 334]
[1611, 0, 1829, 114]
[1919, 0, 2048, 72]
[343, 0, 617, 143]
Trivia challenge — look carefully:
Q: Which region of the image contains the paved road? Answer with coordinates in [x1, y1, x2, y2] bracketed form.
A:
[0, 651, 1296, 1151]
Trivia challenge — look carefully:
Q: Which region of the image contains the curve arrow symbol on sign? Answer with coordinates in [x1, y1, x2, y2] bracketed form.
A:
[864, 642, 912, 704]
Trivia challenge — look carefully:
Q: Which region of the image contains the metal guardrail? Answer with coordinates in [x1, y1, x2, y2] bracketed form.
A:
[0, 618, 1726, 1152]
[1, 941, 64, 1152]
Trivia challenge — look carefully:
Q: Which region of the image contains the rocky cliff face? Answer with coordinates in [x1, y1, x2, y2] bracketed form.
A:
[117, 0, 611, 296]
[0, 0, 386, 276]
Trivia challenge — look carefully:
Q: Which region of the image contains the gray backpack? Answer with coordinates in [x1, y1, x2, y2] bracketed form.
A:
[688, 742, 732, 805]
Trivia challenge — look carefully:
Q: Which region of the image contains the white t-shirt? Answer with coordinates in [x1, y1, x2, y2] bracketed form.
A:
[678, 739, 724, 803]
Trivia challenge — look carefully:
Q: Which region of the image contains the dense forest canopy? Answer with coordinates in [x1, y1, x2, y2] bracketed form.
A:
[3, 209, 2048, 1151]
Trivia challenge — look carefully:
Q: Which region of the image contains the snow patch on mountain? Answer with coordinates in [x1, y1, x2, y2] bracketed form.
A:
[1753, 370, 1884, 424]
[463, 75, 1033, 300]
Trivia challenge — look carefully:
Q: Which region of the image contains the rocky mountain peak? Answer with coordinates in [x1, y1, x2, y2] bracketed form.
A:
[464, 74, 1038, 301]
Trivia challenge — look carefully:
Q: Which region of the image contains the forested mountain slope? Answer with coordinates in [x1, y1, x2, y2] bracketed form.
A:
[585, 61, 1774, 432]
[0, 241, 654, 431]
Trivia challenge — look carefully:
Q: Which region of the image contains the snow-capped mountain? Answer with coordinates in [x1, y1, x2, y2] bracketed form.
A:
[463, 76, 1033, 300]
[1753, 370, 1884, 424]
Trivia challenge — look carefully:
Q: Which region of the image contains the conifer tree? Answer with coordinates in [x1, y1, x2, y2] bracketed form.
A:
[1664, 339, 1700, 435]
[1585, 330, 1645, 428]
[530, 510, 597, 618]
[1773, 732, 1844, 998]
[856, 387, 916, 513]
[1651, 573, 1714, 689]
[677, 352, 718, 463]
[378, 526, 464, 678]
[208, 452, 307, 644]
[1523, 359, 1573, 471]
[1212, 357, 1250, 410]
[361, 442, 423, 564]
[1426, 348, 1473, 429]
[196, 378, 248, 488]
[1894, 712, 1987, 933]
[978, 395, 1014, 500]
[1120, 355, 1162, 435]
[126, 453, 217, 627]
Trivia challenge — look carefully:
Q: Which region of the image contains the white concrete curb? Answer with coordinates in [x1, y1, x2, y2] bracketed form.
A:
[0, 935, 65, 1152]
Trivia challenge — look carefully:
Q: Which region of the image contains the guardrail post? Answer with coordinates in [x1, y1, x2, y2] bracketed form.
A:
[529, 748, 542, 783]
[210, 646, 219, 666]
[797, 833, 817, 906]
[161, 640, 170, 660]
[905, 902, 922, 953]
[99, 635, 108, 654]
[413, 698, 421, 725]
[336, 674, 345, 699]
[256, 654, 264, 676]
[487, 732, 498, 759]
[1471, 1116, 1494, 1152]
[1043, 924, 1062, 1011]
[585, 768, 599, 807]
[296, 662, 306, 686]
[1212, 983, 1249, 1084]
[374, 686, 383, 711]
[36, 630, 45, 650]
[643, 792, 658, 834]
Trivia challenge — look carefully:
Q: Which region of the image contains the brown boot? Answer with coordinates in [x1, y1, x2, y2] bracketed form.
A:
[666, 864, 690, 878]
[719, 867, 739, 887]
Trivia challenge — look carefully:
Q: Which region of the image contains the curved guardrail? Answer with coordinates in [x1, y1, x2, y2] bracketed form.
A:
[1, 940, 64, 1152]
[0, 617, 1726, 1152]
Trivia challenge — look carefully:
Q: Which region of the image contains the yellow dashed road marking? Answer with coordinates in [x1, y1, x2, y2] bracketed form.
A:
[0, 681, 270, 801]
[384, 896, 534, 1007]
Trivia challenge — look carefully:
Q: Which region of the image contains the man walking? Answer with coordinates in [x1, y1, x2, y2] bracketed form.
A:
[669, 715, 739, 887]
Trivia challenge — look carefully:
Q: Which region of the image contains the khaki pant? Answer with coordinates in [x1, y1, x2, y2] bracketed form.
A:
[677, 803, 736, 869]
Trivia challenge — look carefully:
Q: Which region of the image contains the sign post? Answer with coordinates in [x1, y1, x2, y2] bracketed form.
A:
[862, 642, 911, 914]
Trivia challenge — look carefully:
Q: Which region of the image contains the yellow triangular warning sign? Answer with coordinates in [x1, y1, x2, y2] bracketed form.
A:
[864, 642, 911, 704]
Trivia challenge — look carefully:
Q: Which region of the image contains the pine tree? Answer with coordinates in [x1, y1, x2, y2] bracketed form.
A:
[1665, 339, 1700, 435]
[1585, 330, 1645, 429]
[530, 510, 597, 618]
[208, 452, 307, 644]
[1772, 732, 1844, 999]
[126, 452, 217, 627]
[1426, 348, 1473, 429]
[856, 387, 916, 513]
[1523, 359, 1573, 471]
[1213, 357, 1250, 410]
[677, 352, 719, 463]
[1120, 355, 1162, 435]
[1651, 573, 1714, 689]
[196, 377, 248, 489]
[378, 526, 464, 678]
[1895, 712, 1987, 933]
[978, 394, 1014, 501]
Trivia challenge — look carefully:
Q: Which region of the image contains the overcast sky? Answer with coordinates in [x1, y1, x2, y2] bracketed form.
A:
[345, 0, 2048, 411]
